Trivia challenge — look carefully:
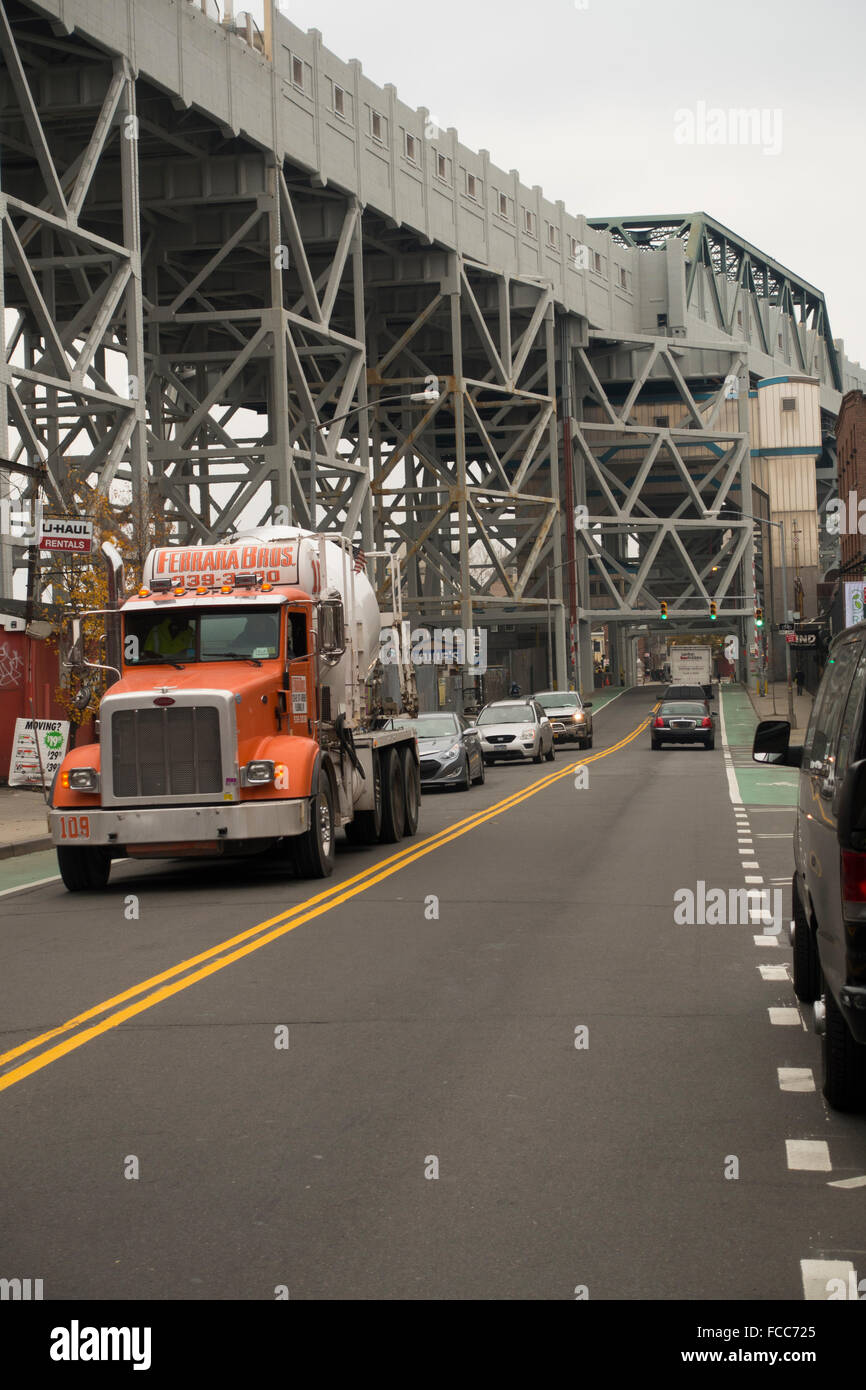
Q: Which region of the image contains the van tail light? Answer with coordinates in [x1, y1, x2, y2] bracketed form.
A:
[841, 849, 866, 918]
[653, 716, 664, 728]
[701, 716, 712, 728]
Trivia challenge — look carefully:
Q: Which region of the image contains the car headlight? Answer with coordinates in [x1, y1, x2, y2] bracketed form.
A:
[242, 760, 276, 786]
[572, 710, 585, 721]
[521, 727, 535, 739]
[441, 742, 462, 761]
[65, 767, 99, 792]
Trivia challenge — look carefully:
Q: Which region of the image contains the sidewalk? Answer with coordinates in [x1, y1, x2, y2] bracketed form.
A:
[0, 785, 52, 858]
[744, 679, 813, 740]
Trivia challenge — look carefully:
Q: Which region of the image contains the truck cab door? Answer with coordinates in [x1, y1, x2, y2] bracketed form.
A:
[284, 608, 316, 737]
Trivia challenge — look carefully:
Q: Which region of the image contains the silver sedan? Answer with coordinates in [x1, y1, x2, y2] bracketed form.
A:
[475, 700, 555, 765]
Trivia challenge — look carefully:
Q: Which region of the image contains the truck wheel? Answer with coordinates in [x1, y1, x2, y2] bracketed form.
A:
[822, 988, 866, 1112]
[57, 845, 111, 892]
[345, 751, 383, 845]
[294, 768, 336, 878]
[792, 874, 821, 1002]
[379, 747, 405, 843]
[400, 746, 420, 835]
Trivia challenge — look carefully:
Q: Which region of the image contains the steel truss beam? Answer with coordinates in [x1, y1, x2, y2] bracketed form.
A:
[587, 212, 841, 390]
[566, 335, 755, 625]
[0, 11, 145, 584]
[364, 254, 561, 629]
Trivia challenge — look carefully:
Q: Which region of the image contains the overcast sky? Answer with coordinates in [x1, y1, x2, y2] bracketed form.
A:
[270, 0, 866, 364]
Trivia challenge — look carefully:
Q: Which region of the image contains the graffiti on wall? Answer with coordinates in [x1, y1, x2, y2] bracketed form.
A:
[0, 642, 25, 690]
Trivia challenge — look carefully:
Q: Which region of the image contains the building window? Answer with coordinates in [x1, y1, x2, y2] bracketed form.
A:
[499, 191, 508, 218]
[524, 208, 535, 235]
[593, 251, 602, 273]
[547, 223, 558, 248]
[292, 56, 304, 89]
[778, 333, 784, 350]
[655, 415, 669, 428]
[371, 109, 383, 141]
[782, 397, 797, 413]
[334, 84, 345, 117]
[436, 152, 447, 180]
[405, 132, 417, 163]
[619, 266, 628, 289]
[736, 309, 743, 326]
[466, 172, 477, 199]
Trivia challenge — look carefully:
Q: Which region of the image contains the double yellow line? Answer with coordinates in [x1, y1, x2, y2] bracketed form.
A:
[0, 716, 650, 1095]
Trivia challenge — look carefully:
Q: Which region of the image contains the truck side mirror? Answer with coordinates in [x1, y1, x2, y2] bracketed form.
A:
[753, 718, 802, 767]
[837, 759, 866, 848]
[320, 599, 345, 659]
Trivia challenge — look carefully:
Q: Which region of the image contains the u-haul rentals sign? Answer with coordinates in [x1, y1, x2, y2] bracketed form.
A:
[38, 517, 93, 553]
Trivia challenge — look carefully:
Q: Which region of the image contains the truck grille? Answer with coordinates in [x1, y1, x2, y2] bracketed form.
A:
[111, 707, 222, 799]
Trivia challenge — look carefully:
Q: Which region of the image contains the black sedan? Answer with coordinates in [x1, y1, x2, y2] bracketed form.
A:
[650, 700, 715, 751]
[391, 712, 485, 790]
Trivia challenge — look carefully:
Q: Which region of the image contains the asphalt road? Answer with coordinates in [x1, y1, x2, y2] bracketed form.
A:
[1, 684, 864, 1301]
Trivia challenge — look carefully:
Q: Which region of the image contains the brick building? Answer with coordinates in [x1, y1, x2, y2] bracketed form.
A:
[835, 390, 866, 578]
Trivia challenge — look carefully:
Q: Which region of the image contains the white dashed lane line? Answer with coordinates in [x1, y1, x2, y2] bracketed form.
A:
[769, 1006, 802, 1026]
[787, 1140, 832, 1172]
[778, 1068, 815, 1092]
[759, 965, 789, 981]
[801, 1259, 856, 1300]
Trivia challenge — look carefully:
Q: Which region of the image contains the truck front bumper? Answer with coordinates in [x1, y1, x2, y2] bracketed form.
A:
[49, 800, 309, 848]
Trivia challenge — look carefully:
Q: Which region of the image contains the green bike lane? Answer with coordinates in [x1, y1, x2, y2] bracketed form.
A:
[719, 684, 798, 807]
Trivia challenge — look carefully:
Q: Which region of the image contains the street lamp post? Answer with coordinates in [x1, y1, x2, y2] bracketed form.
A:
[546, 556, 580, 693]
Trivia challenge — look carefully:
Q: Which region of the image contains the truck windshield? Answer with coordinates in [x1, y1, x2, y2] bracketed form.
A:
[125, 607, 281, 664]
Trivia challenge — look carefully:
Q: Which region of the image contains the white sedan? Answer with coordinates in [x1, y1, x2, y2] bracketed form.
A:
[475, 700, 555, 765]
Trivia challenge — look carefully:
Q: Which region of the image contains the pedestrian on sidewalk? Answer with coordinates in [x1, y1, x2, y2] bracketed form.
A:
[795, 667, 805, 697]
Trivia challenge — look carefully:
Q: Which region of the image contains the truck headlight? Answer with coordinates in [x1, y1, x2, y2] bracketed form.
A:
[65, 767, 99, 792]
[573, 711, 585, 721]
[242, 760, 276, 786]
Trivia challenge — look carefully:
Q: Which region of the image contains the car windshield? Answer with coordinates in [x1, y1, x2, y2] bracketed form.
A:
[660, 703, 707, 716]
[477, 704, 534, 725]
[125, 606, 281, 664]
[537, 693, 580, 710]
[392, 715, 459, 738]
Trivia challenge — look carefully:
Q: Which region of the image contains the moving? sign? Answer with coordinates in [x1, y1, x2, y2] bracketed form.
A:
[8, 717, 70, 787]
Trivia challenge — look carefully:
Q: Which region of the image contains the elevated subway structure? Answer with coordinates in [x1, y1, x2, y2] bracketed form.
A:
[0, 0, 862, 699]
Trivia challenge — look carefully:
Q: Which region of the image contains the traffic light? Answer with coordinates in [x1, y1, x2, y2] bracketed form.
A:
[709, 600, 717, 622]
[755, 607, 764, 628]
[660, 601, 668, 621]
